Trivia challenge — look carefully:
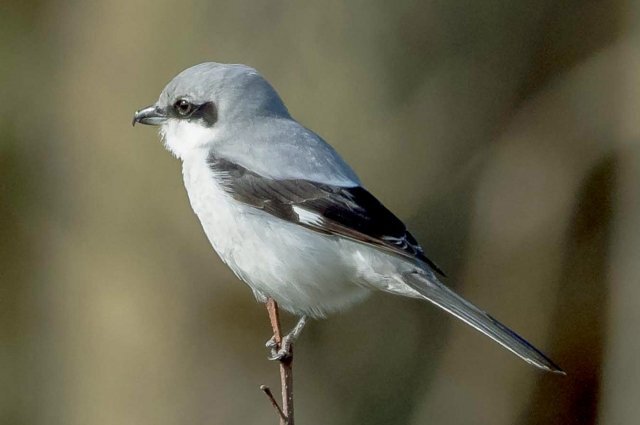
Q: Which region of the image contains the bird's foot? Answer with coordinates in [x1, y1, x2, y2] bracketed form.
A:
[265, 316, 308, 361]
[266, 334, 293, 361]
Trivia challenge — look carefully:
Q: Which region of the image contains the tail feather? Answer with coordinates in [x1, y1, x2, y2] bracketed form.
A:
[403, 271, 564, 374]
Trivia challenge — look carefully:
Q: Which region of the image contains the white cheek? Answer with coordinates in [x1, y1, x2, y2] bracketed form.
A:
[160, 119, 217, 160]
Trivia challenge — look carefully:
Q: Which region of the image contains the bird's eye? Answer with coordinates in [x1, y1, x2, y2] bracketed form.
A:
[174, 99, 194, 116]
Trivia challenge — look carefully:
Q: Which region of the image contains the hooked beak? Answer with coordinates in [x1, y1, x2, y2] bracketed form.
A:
[132, 105, 167, 126]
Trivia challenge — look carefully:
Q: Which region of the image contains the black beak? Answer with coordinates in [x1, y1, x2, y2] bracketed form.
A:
[132, 105, 167, 126]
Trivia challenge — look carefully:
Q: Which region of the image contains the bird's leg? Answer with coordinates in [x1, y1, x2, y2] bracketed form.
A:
[266, 316, 308, 361]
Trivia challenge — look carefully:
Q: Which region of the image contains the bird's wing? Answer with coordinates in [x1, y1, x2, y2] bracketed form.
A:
[208, 155, 445, 275]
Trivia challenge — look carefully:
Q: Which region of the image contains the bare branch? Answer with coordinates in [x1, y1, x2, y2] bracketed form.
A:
[260, 385, 287, 422]
[264, 298, 294, 425]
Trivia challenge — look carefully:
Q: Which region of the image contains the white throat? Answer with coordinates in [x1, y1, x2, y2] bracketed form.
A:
[160, 119, 218, 160]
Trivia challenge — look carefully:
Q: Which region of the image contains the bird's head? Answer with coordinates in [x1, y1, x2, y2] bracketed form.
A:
[133, 62, 289, 159]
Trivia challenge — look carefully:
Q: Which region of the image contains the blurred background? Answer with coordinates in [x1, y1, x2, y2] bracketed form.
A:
[1, 1, 638, 424]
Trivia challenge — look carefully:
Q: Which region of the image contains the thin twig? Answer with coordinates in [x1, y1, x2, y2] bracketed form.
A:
[264, 298, 294, 425]
[260, 385, 286, 422]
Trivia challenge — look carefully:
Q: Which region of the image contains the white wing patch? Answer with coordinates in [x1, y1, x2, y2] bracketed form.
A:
[293, 205, 324, 226]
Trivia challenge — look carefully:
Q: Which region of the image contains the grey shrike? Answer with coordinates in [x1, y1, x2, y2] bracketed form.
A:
[133, 62, 563, 374]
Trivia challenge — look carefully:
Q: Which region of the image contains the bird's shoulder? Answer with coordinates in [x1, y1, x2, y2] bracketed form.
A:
[214, 118, 360, 186]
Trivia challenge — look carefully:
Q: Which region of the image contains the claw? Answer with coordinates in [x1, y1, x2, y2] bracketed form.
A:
[265, 335, 282, 360]
[265, 335, 277, 349]
[267, 335, 293, 361]
[264, 316, 308, 361]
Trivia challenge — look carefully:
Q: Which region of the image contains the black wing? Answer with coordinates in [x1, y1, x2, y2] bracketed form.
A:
[208, 155, 445, 276]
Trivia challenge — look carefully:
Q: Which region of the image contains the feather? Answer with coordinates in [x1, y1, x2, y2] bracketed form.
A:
[208, 154, 446, 276]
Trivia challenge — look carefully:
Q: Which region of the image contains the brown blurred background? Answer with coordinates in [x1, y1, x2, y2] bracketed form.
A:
[1, 1, 639, 424]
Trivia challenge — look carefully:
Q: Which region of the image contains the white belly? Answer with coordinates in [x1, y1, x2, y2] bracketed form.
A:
[181, 152, 378, 317]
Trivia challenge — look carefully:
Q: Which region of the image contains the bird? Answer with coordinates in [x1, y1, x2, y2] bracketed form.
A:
[133, 62, 563, 374]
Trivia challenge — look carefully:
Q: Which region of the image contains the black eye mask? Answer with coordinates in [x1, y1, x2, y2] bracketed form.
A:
[170, 100, 218, 127]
